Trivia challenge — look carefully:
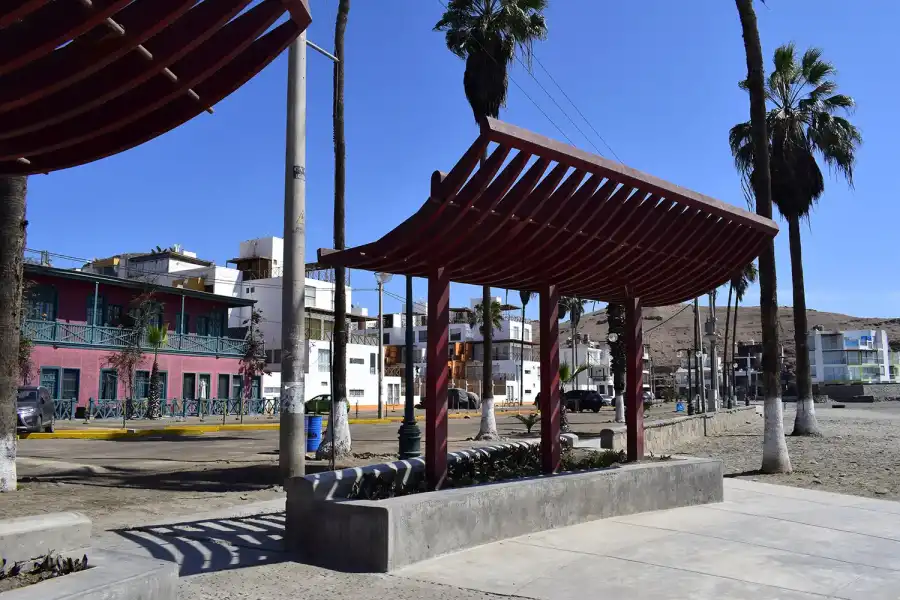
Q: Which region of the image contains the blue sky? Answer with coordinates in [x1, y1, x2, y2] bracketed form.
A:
[25, 1, 896, 318]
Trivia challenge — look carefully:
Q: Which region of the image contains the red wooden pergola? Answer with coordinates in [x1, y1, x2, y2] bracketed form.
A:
[320, 118, 778, 488]
[0, 0, 311, 175]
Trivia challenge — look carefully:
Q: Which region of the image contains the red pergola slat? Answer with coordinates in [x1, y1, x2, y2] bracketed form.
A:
[0, 0, 311, 175]
[319, 118, 778, 488]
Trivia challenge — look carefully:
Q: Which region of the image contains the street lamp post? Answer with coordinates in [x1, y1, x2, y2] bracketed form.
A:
[677, 349, 693, 415]
[398, 275, 421, 459]
[374, 272, 392, 420]
[608, 332, 623, 422]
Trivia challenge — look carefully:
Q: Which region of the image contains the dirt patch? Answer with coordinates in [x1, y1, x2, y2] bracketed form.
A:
[672, 404, 900, 501]
[0, 553, 88, 593]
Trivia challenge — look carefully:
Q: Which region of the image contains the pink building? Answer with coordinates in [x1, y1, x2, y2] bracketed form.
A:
[22, 263, 257, 411]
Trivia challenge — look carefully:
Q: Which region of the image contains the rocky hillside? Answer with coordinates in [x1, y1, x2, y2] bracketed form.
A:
[541, 304, 900, 371]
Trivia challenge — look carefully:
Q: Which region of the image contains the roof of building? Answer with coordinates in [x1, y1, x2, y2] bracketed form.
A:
[319, 118, 778, 307]
[127, 251, 214, 267]
[0, 0, 311, 175]
[25, 263, 255, 307]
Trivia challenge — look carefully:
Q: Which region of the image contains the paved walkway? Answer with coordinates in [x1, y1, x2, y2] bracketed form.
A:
[92, 478, 900, 599]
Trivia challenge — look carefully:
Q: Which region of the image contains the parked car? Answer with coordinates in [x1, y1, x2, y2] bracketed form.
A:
[564, 390, 606, 413]
[17, 386, 54, 433]
[642, 391, 655, 406]
[448, 388, 480, 410]
[304, 394, 351, 415]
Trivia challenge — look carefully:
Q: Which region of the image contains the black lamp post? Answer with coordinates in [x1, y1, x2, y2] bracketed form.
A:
[398, 274, 421, 459]
[677, 349, 693, 415]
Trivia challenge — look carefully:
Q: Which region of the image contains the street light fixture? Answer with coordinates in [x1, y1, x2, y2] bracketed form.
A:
[607, 332, 618, 343]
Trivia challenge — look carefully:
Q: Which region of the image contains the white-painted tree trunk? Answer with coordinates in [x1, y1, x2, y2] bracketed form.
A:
[0, 435, 15, 492]
[316, 401, 352, 459]
[761, 395, 792, 474]
[793, 396, 821, 436]
[614, 393, 624, 423]
[476, 396, 499, 440]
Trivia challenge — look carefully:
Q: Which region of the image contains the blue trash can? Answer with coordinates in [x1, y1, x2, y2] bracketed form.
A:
[675, 401, 685, 413]
[305, 415, 323, 452]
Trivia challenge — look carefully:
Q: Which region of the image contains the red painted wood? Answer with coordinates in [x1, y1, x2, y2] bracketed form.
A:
[539, 284, 561, 474]
[0, 1, 49, 29]
[625, 297, 644, 462]
[425, 268, 451, 490]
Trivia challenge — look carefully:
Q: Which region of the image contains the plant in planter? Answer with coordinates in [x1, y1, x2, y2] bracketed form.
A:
[512, 412, 540, 433]
[0, 552, 89, 592]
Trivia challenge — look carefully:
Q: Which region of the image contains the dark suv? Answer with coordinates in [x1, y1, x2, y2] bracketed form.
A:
[17, 386, 55, 433]
[564, 390, 606, 413]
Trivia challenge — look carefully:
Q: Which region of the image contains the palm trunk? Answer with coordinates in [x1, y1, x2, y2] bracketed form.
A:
[149, 350, 161, 419]
[788, 215, 820, 435]
[318, 0, 352, 459]
[723, 282, 733, 407]
[733, 297, 740, 400]
[477, 284, 498, 439]
[736, 0, 791, 473]
[0, 176, 26, 491]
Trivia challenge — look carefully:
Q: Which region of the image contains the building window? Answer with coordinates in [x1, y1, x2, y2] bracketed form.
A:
[418, 330, 427, 343]
[524, 328, 531, 342]
[305, 285, 316, 306]
[231, 375, 243, 400]
[86, 294, 106, 326]
[176, 312, 190, 335]
[349, 357, 364, 365]
[370, 353, 377, 375]
[382, 332, 390, 345]
[306, 317, 323, 341]
[107, 304, 123, 327]
[324, 320, 334, 336]
[40, 367, 80, 401]
[511, 325, 520, 340]
[217, 374, 230, 399]
[198, 374, 211, 399]
[183, 373, 196, 401]
[27, 285, 57, 321]
[99, 369, 118, 400]
[318, 349, 331, 373]
[250, 287, 255, 294]
[450, 329, 461, 341]
[349, 389, 364, 398]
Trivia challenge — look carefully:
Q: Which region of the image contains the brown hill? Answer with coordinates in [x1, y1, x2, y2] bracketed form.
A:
[542, 304, 900, 371]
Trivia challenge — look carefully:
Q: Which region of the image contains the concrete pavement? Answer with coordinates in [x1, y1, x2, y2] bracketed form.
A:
[89, 478, 900, 599]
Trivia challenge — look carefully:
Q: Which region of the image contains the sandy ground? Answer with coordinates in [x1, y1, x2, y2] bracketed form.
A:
[1, 406, 681, 531]
[673, 401, 900, 501]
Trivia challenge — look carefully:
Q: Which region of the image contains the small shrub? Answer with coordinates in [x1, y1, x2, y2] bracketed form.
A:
[512, 412, 541, 433]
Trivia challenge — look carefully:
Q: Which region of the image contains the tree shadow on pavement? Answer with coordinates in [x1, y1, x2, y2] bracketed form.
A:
[115, 512, 290, 576]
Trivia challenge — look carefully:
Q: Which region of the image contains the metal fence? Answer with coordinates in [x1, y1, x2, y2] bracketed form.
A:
[79, 397, 280, 420]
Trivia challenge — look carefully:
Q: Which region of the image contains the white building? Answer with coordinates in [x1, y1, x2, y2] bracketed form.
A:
[559, 341, 613, 395]
[809, 329, 890, 384]
[365, 296, 540, 405]
[84, 237, 396, 407]
[674, 351, 723, 398]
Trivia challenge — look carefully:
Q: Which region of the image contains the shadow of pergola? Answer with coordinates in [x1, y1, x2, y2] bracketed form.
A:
[115, 512, 289, 576]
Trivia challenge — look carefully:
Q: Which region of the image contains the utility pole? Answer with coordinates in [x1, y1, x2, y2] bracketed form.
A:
[398, 275, 421, 458]
[375, 273, 392, 419]
[280, 32, 307, 480]
[694, 297, 705, 414]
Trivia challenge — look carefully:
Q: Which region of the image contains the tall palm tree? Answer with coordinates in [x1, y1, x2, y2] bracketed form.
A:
[559, 297, 586, 389]
[0, 175, 27, 491]
[606, 303, 625, 423]
[518, 290, 533, 406]
[734, 0, 791, 473]
[146, 324, 169, 419]
[730, 43, 861, 437]
[319, 0, 353, 460]
[469, 300, 503, 336]
[731, 262, 758, 399]
[436, 0, 547, 441]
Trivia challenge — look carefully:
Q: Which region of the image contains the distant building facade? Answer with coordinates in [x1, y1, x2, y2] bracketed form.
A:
[809, 329, 890, 385]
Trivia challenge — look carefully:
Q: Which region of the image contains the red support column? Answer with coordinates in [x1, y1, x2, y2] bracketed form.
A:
[625, 297, 644, 462]
[539, 284, 561, 474]
[425, 268, 451, 490]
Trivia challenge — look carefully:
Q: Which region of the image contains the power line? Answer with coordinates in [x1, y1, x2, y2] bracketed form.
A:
[531, 53, 624, 163]
[646, 303, 692, 334]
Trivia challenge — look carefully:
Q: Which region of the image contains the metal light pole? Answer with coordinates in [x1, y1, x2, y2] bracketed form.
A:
[677, 349, 693, 415]
[279, 33, 308, 480]
[705, 292, 719, 413]
[398, 275, 421, 458]
[375, 272, 392, 419]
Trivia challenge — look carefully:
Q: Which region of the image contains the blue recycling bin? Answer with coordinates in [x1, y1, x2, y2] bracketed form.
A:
[305, 415, 323, 452]
[675, 401, 685, 413]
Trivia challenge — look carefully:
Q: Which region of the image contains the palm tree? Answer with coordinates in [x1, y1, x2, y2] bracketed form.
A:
[436, 0, 548, 441]
[559, 297, 586, 390]
[469, 299, 503, 336]
[518, 290, 534, 406]
[731, 262, 758, 400]
[0, 175, 27, 491]
[723, 281, 734, 407]
[606, 303, 626, 423]
[734, 0, 791, 473]
[730, 43, 861, 437]
[556, 362, 586, 432]
[319, 0, 353, 460]
[146, 324, 169, 419]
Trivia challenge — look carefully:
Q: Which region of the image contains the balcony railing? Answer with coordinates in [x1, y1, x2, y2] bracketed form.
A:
[24, 319, 247, 357]
[305, 328, 379, 346]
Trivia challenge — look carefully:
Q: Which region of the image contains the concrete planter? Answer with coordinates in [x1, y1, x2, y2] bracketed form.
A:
[0, 549, 176, 600]
[287, 454, 723, 572]
[0, 513, 90, 566]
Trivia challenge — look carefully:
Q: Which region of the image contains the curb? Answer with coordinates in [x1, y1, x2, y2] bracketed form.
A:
[24, 409, 538, 439]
